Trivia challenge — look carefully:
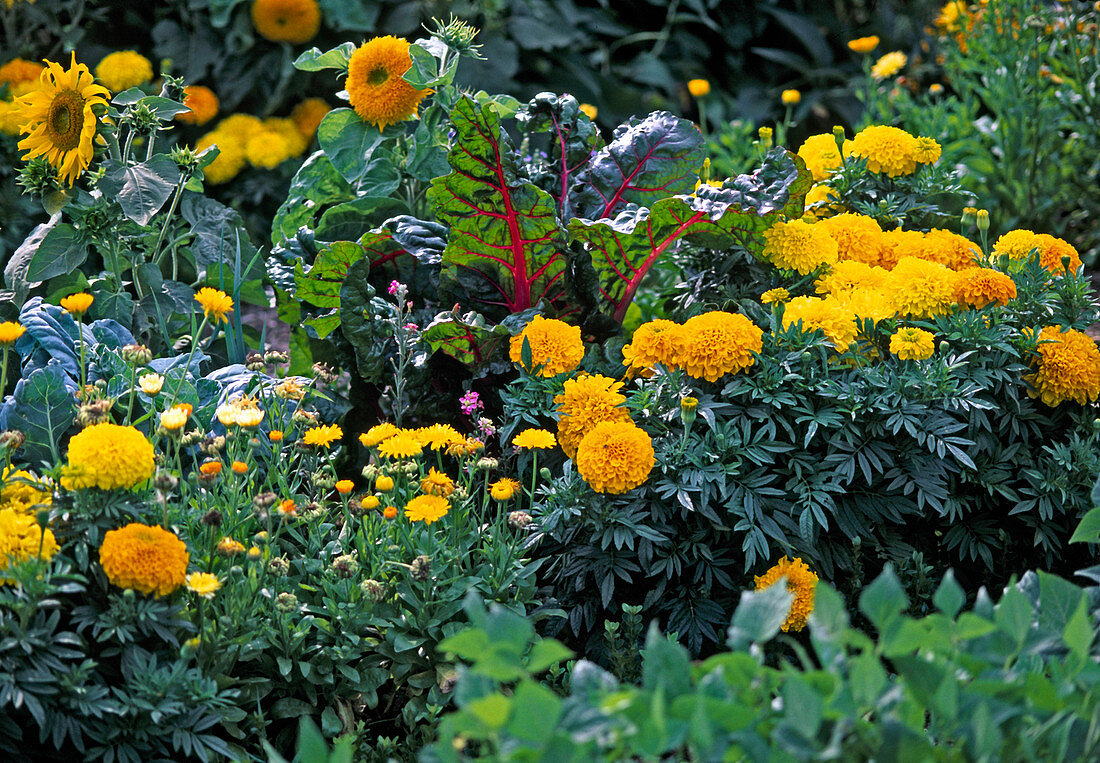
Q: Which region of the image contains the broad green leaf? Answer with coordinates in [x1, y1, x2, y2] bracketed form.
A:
[315, 196, 406, 243]
[467, 693, 511, 730]
[293, 42, 357, 71]
[0, 360, 76, 465]
[317, 0, 377, 31]
[430, 96, 568, 319]
[1070, 506, 1100, 544]
[180, 193, 256, 267]
[1063, 598, 1093, 659]
[25, 223, 88, 283]
[526, 639, 573, 673]
[1036, 571, 1084, 634]
[993, 584, 1033, 645]
[357, 216, 446, 302]
[421, 309, 513, 367]
[505, 680, 563, 744]
[641, 622, 691, 697]
[405, 38, 459, 90]
[271, 152, 356, 245]
[317, 108, 400, 184]
[570, 110, 705, 220]
[438, 628, 491, 661]
[727, 579, 794, 650]
[858, 566, 908, 630]
[99, 156, 180, 226]
[294, 241, 365, 309]
[339, 259, 397, 380]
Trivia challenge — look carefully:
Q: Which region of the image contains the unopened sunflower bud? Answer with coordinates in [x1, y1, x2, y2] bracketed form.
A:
[120, 343, 153, 366]
[268, 556, 290, 575]
[275, 592, 299, 612]
[507, 511, 533, 529]
[361, 579, 386, 602]
[410, 554, 432, 581]
[329, 553, 359, 579]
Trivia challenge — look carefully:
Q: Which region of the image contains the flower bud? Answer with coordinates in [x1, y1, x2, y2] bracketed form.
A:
[268, 556, 290, 575]
[275, 592, 299, 612]
[507, 511, 533, 530]
[975, 209, 989, 232]
[361, 579, 386, 602]
[410, 554, 432, 581]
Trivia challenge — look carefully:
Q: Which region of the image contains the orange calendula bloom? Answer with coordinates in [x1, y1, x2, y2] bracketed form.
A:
[60, 292, 94, 315]
[335, 479, 354, 495]
[199, 461, 222, 477]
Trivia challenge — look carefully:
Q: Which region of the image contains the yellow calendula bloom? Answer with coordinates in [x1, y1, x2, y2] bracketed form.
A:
[0, 508, 59, 584]
[579, 103, 597, 120]
[404, 494, 449, 524]
[490, 478, 521, 502]
[687, 79, 710, 97]
[954, 268, 1017, 308]
[673, 311, 763, 382]
[417, 423, 463, 451]
[1026, 326, 1100, 407]
[16, 53, 110, 187]
[186, 571, 221, 598]
[251, 0, 321, 44]
[870, 51, 907, 80]
[217, 537, 247, 555]
[847, 36, 880, 54]
[346, 36, 431, 130]
[138, 373, 164, 395]
[844, 125, 922, 177]
[554, 374, 633, 460]
[160, 405, 190, 432]
[377, 433, 423, 459]
[375, 475, 395, 492]
[889, 327, 936, 360]
[61, 423, 155, 491]
[419, 468, 455, 498]
[335, 480, 354, 495]
[0, 321, 26, 346]
[510, 315, 585, 377]
[177, 85, 219, 126]
[99, 523, 189, 597]
[360, 422, 399, 448]
[512, 429, 557, 450]
[796, 134, 843, 182]
[575, 421, 654, 495]
[763, 218, 839, 275]
[783, 296, 858, 351]
[194, 287, 234, 323]
[781, 89, 801, 105]
[889, 257, 959, 319]
[60, 292, 94, 315]
[302, 424, 342, 449]
[94, 50, 153, 93]
[753, 556, 818, 632]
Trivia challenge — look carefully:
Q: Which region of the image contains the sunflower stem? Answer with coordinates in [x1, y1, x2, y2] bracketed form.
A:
[152, 178, 187, 278]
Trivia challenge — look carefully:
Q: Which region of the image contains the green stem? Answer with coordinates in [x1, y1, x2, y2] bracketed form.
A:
[125, 363, 138, 424]
[167, 314, 209, 410]
[0, 346, 9, 403]
[152, 178, 188, 277]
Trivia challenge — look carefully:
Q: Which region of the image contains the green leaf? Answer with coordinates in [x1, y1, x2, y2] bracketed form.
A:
[315, 196, 406, 243]
[641, 622, 691, 698]
[858, 566, 908, 630]
[339, 259, 397, 380]
[357, 216, 446, 302]
[0, 360, 76, 465]
[505, 680, 563, 744]
[993, 584, 1033, 645]
[727, 580, 794, 650]
[318, 0, 377, 31]
[421, 309, 514, 367]
[933, 569, 965, 618]
[294, 241, 365, 309]
[271, 152, 356, 245]
[1037, 572, 1084, 634]
[25, 223, 88, 283]
[526, 639, 573, 673]
[180, 193, 256, 267]
[517, 92, 602, 219]
[439, 628, 491, 661]
[1070, 506, 1100, 544]
[1064, 598, 1093, 659]
[317, 108, 399, 184]
[293, 42, 357, 71]
[320, 706, 342, 737]
[467, 693, 511, 730]
[271, 697, 315, 719]
[99, 156, 180, 226]
[295, 718, 330, 760]
[430, 96, 568, 320]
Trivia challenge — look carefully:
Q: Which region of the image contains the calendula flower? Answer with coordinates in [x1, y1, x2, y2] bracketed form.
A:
[0, 322, 26, 346]
[382, 505, 398, 520]
[554, 374, 633, 459]
[99, 523, 189, 597]
[763, 219, 839, 275]
[302, 424, 342, 449]
[419, 468, 455, 497]
[579, 103, 597, 119]
[871, 51, 907, 79]
[250, 0, 321, 44]
[15, 53, 110, 187]
[335, 480, 354, 495]
[783, 296, 859, 351]
[781, 89, 801, 105]
[274, 378, 305, 400]
[490, 478, 521, 502]
[404, 494, 449, 524]
[61, 423, 154, 491]
[847, 36, 880, 53]
[138, 373, 163, 395]
[177, 85, 219, 126]
[796, 134, 843, 182]
[235, 407, 264, 428]
[954, 268, 1017, 308]
[377, 433, 423, 459]
[60, 292, 94, 315]
[687, 78, 710, 97]
[509, 315, 585, 377]
[761, 287, 790, 305]
[199, 461, 222, 477]
[1026, 326, 1100, 407]
[672, 311, 763, 382]
[217, 537, 246, 556]
[94, 51, 153, 93]
[231, 461, 248, 475]
[360, 422, 399, 447]
[512, 429, 557, 450]
[186, 571, 221, 598]
[754, 556, 818, 632]
[575, 421, 655, 494]
[417, 423, 463, 451]
[194, 287, 233, 323]
[889, 327, 936, 360]
[346, 36, 431, 130]
[277, 500, 298, 518]
[160, 405, 190, 432]
[375, 475, 395, 492]
[269, 430, 284, 442]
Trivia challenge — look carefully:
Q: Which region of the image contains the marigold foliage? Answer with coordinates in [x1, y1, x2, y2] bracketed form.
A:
[509, 315, 585, 377]
[99, 523, 189, 597]
[796, 134, 842, 182]
[1026, 326, 1100, 407]
[346, 36, 430, 130]
[954, 268, 1017, 308]
[890, 327, 936, 360]
[404, 494, 449, 524]
[62, 423, 154, 491]
[251, 0, 321, 44]
[889, 257, 959, 319]
[753, 556, 818, 632]
[762, 219, 839, 275]
[0, 508, 58, 583]
[554, 374, 632, 459]
[94, 50, 153, 92]
[673, 311, 764, 382]
[575, 421, 655, 495]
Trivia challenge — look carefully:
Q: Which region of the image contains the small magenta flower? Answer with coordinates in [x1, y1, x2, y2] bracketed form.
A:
[388, 280, 402, 296]
[460, 391, 482, 416]
[404, 322, 419, 331]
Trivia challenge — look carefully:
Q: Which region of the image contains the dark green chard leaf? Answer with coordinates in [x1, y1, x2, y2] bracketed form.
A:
[517, 92, 602, 220]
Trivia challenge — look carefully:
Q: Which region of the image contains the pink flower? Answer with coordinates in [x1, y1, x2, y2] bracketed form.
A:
[460, 391, 482, 415]
[388, 280, 402, 296]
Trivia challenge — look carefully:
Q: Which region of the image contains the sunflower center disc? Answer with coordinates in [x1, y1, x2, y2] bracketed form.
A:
[368, 67, 389, 86]
[47, 90, 85, 151]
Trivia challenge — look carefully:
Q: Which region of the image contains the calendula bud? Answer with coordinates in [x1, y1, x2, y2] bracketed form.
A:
[268, 556, 290, 575]
[253, 491, 278, 510]
[975, 209, 989, 232]
[361, 579, 386, 602]
[410, 554, 432, 581]
[329, 553, 359, 579]
[246, 352, 266, 372]
[201, 510, 223, 527]
[264, 350, 289, 364]
[275, 592, 299, 613]
[507, 511, 533, 529]
[476, 457, 498, 471]
[0, 430, 26, 452]
[120, 343, 153, 366]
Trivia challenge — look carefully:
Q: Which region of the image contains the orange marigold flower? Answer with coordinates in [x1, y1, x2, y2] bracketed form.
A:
[509, 315, 585, 377]
[99, 523, 189, 597]
[672, 311, 763, 382]
[575, 421, 654, 494]
[954, 268, 1017, 308]
[177, 85, 219, 126]
[250, 0, 321, 44]
[554, 374, 633, 460]
[753, 556, 818, 632]
[1026, 326, 1100, 407]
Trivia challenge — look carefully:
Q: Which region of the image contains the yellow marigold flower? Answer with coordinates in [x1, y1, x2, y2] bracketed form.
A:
[194, 130, 247, 185]
[796, 134, 843, 182]
[914, 136, 941, 164]
[815, 259, 890, 299]
[513, 429, 557, 450]
[954, 268, 1017, 308]
[845, 125, 922, 177]
[579, 103, 598, 119]
[917, 229, 982, 271]
[417, 423, 463, 451]
[0, 101, 22, 136]
[360, 422, 399, 448]
[99, 523, 189, 597]
[993, 230, 1081, 274]
[94, 51, 153, 93]
[626, 319, 681, 373]
[815, 213, 887, 267]
[377, 433, 423, 459]
[802, 184, 843, 221]
[782, 296, 858, 351]
[836, 289, 896, 324]
[0, 58, 45, 87]
[889, 256, 959, 319]
[575, 421, 654, 495]
[60, 292, 93, 315]
[375, 475, 395, 492]
[218, 113, 263, 142]
[61, 423, 154, 491]
[0, 468, 51, 515]
[753, 556, 818, 632]
[186, 571, 221, 598]
[761, 287, 790, 305]
[335, 479, 354, 495]
[290, 97, 330, 137]
[509, 315, 585, 377]
[262, 116, 308, 156]
[404, 494, 449, 524]
[781, 89, 801, 105]
[362, 495, 380, 510]
[250, 0, 321, 44]
[490, 478, 521, 502]
[419, 467, 455, 498]
[0, 508, 59, 583]
[177, 85, 219, 126]
[889, 327, 936, 360]
[0, 321, 26, 346]
[687, 78, 711, 97]
[763, 219, 839, 275]
[346, 36, 431, 130]
[194, 287, 233, 323]
[673, 311, 763, 382]
[848, 36, 880, 54]
[302, 424, 342, 449]
[217, 536, 246, 555]
[553, 374, 633, 460]
[16, 53, 110, 186]
[160, 405, 190, 432]
[1026, 326, 1100, 407]
[880, 228, 925, 270]
[871, 51, 907, 80]
[138, 373, 163, 395]
[245, 129, 292, 169]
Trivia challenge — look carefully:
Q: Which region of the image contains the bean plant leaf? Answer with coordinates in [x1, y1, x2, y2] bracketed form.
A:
[99, 156, 180, 226]
[430, 96, 568, 320]
[517, 92, 602, 220]
[569, 110, 705, 221]
[294, 241, 365, 310]
[569, 148, 811, 322]
[727, 580, 795, 650]
[1070, 506, 1100, 544]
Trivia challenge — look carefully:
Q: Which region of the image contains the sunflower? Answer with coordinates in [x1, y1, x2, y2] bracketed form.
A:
[346, 36, 431, 130]
[177, 85, 219, 126]
[250, 0, 322, 44]
[15, 53, 110, 186]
